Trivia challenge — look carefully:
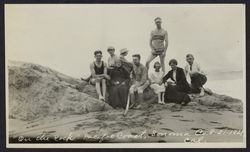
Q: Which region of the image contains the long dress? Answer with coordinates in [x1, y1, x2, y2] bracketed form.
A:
[162, 67, 191, 104]
[108, 66, 130, 109]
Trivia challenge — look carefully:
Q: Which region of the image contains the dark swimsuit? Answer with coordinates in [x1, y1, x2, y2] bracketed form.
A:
[94, 61, 104, 74]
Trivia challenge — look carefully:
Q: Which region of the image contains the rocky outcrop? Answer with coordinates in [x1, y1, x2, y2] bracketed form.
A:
[8, 61, 243, 121]
[8, 61, 112, 121]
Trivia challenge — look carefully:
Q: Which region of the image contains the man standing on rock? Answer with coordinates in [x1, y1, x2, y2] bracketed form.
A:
[184, 54, 207, 96]
[146, 17, 168, 74]
[129, 54, 149, 108]
[90, 50, 110, 101]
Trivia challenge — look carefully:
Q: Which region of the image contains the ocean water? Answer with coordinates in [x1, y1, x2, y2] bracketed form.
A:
[204, 71, 244, 100]
[205, 79, 244, 100]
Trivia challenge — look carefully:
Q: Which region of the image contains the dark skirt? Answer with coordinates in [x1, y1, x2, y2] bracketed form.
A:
[108, 84, 129, 109]
[190, 73, 207, 93]
[164, 85, 190, 104]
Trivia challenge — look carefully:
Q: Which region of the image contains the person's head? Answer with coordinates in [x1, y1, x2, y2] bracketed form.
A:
[94, 50, 103, 61]
[153, 61, 161, 71]
[132, 54, 141, 66]
[120, 48, 129, 56]
[169, 59, 178, 70]
[115, 59, 122, 68]
[186, 54, 194, 65]
[107, 46, 115, 56]
[154, 17, 162, 29]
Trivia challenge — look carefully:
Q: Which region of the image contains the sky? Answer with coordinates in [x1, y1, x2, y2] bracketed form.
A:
[5, 4, 245, 78]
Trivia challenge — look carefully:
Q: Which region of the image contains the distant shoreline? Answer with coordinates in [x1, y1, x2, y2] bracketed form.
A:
[205, 70, 243, 81]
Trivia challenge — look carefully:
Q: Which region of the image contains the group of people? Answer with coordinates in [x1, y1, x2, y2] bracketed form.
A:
[83, 17, 207, 109]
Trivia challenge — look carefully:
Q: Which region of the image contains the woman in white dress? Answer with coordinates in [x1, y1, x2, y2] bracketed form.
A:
[149, 61, 165, 104]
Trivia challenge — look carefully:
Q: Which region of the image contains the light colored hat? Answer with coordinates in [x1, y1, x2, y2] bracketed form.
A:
[154, 17, 162, 23]
[107, 46, 115, 51]
[120, 48, 129, 54]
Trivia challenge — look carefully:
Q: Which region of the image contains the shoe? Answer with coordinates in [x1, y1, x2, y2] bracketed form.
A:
[199, 88, 205, 97]
[99, 96, 105, 101]
[204, 88, 213, 95]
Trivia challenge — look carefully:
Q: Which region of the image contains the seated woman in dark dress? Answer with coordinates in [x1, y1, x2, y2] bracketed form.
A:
[161, 59, 191, 105]
[108, 59, 130, 109]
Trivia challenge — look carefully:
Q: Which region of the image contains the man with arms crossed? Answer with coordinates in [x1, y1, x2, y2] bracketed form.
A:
[146, 17, 168, 74]
[90, 50, 110, 101]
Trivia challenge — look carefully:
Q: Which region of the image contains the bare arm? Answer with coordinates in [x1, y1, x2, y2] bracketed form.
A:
[90, 63, 97, 78]
[164, 31, 168, 53]
[162, 71, 171, 83]
[90, 63, 109, 79]
[138, 67, 148, 86]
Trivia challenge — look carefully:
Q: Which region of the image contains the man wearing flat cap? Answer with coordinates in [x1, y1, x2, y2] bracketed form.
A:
[146, 17, 168, 74]
[119, 48, 133, 73]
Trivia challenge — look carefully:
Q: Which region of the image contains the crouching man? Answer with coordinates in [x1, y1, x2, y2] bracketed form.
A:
[185, 54, 207, 96]
[129, 54, 150, 108]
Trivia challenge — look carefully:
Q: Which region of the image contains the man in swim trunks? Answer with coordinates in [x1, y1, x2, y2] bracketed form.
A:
[146, 17, 168, 74]
[90, 50, 110, 101]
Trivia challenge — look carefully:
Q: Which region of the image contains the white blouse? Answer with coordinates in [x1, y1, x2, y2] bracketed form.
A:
[149, 70, 164, 84]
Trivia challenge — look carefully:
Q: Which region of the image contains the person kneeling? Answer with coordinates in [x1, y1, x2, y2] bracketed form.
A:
[185, 54, 207, 96]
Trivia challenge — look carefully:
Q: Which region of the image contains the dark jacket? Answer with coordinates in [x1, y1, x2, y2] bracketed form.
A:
[162, 67, 190, 93]
[109, 66, 130, 85]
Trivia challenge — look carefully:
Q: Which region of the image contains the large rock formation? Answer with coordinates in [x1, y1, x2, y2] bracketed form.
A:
[8, 61, 243, 121]
[8, 61, 112, 121]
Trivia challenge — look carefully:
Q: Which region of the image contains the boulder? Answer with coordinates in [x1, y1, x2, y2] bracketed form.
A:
[8, 61, 112, 121]
[8, 61, 243, 121]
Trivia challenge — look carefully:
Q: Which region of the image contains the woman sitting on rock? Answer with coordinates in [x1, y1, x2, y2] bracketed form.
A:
[149, 61, 165, 104]
[161, 59, 191, 105]
[108, 59, 131, 109]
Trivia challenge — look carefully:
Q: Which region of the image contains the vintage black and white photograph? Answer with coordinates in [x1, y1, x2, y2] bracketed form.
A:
[5, 4, 246, 148]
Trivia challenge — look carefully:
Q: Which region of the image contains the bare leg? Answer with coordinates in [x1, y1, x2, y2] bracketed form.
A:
[129, 85, 136, 108]
[146, 53, 157, 70]
[102, 79, 106, 99]
[161, 92, 165, 104]
[159, 54, 166, 74]
[158, 93, 161, 103]
[95, 81, 103, 100]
